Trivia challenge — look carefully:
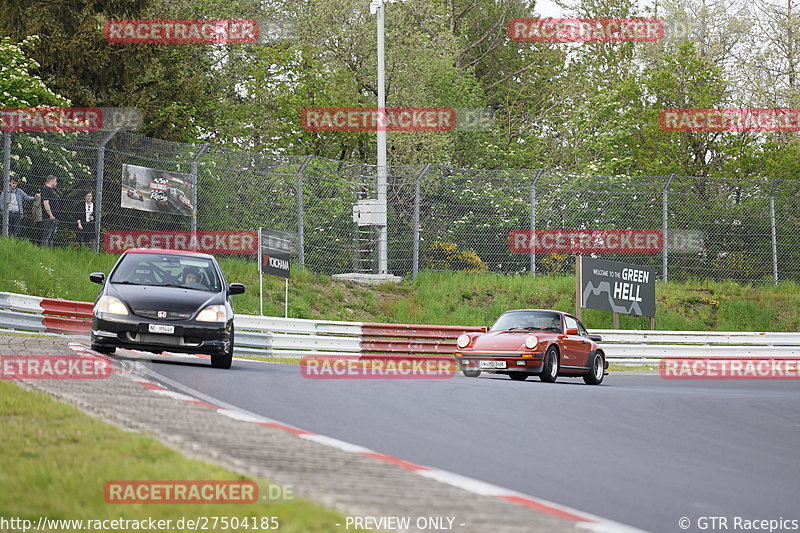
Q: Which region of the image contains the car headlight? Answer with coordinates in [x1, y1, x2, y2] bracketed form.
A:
[196, 305, 226, 322]
[524, 335, 538, 349]
[95, 295, 129, 316]
[456, 334, 471, 348]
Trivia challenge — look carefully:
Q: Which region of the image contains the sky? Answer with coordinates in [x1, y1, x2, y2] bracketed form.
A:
[535, 0, 565, 17]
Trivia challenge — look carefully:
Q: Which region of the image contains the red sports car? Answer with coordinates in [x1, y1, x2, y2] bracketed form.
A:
[454, 309, 607, 384]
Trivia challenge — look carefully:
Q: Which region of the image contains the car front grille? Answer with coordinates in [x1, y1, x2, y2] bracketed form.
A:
[124, 332, 201, 347]
[133, 309, 192, 320]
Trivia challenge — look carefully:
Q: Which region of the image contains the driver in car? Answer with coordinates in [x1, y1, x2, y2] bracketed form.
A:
[182, 268, 205, 290]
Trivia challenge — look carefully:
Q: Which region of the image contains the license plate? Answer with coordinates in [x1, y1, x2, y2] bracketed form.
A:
[478, 360, 507, 369]
[148, 324, 175, 334]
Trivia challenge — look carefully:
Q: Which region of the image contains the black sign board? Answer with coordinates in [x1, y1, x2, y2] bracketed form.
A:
[259, 229, 291, 278]
[580, 257, 656, 317]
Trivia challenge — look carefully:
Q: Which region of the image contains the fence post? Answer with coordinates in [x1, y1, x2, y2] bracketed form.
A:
[662, 174, 675, 283]
[770, 179, 780, 285]
[295, 155, 313, 269]
[189, 144, 209, 247]
[93, 129, 119, 252]
[530, 169, 544, 276]
[2, 131, 10, 237]
[412, 163, 432, 278]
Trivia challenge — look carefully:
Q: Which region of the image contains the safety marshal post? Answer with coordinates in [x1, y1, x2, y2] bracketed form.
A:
[258, 228, 291, 317]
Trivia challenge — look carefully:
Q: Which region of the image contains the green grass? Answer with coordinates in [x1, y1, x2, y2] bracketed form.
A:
[0, 380, 358, 532]
[1, 237, 799, 331]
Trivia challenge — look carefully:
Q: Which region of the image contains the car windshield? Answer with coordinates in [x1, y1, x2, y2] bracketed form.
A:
[109, 253, 221, 291]
[490, 311, 563, 333]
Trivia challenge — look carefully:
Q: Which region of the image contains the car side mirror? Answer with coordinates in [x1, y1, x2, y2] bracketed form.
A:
[90, 272, 105, 284]
[228, 283, 245, 295]
[565, 327, 579, 336]
[589, 334, 602, 342]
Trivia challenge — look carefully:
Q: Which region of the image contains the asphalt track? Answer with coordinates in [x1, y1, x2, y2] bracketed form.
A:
[124, 354, 800, 533]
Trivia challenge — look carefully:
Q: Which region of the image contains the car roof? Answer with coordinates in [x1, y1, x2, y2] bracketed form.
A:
[501, 309, 566, 315]
[122, 248, 214, 259]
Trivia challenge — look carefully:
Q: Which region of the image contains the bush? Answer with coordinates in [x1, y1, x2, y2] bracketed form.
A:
[424, 241, 488, 273]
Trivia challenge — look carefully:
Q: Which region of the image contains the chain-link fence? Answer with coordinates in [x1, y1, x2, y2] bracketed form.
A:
[2, 129, 798, 283]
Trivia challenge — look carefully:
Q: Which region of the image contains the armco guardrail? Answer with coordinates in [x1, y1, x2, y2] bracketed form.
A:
[1, 291, 798, 364]
[592, 329, 800, 365]
[228, 314, 486, 359]
[0, 291, 486, 359]
[0, 292, 92, 334]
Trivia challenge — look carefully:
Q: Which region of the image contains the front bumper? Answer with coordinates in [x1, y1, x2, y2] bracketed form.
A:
[455, 352, 545, 373]
[92, 313, 230, 356]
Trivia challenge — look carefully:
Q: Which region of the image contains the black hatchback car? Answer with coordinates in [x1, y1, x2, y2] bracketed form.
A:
[90, 248, 245, 368]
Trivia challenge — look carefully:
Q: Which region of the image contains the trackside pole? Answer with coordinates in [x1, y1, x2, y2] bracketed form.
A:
[259, 227, 264, 316]
[284, 278, 288, 318]
[575, 255, 582, 321]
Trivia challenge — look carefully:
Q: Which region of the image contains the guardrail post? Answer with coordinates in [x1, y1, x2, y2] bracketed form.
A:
[770, 179, 780, 285]
[190, 144, 209, 247]
[2, 131, 10, 237]
[530, 169, 544, 276]
[662, 174, 675, 283]
[93, 129, 119, 252]
[296, 155, 313, 268]
[412, 163, 432, 278]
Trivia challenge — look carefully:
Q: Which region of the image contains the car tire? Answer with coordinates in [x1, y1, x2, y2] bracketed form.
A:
[462, 369, 481, 378]
[583, 352, 605, 385]
[91, 344, 115, 355]
[91, 336, 115, 354]
[539, 346, 559, 383]
[509, 372, 528, 381]
[211, 327, 234, 369]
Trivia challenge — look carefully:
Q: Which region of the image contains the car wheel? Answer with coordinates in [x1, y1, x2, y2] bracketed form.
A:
[211, 327, 233, 369]
[462, 369, 481, 378]
[583, 352, 605, 385]
[509, 372, 528, 381]
[539, 346, 559, 383]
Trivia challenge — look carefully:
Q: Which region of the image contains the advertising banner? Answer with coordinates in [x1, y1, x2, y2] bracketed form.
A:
[121, 164, 194, 217]
[580, 257, 656, 317]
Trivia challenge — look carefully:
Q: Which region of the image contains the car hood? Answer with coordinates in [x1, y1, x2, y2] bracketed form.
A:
[107, 283, 221, 314]
[468, 330, 556, 351]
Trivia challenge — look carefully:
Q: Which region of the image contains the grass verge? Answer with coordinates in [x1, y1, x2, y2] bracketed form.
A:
[1, 237, 798, 331]
[0, 380, 356, 532]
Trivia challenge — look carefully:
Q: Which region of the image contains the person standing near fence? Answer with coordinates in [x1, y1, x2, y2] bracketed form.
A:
[76, 191, 95, 246]
[1, 177, 39, 237]
[28, 188, 43, 242]
[39, 175, 59, 247]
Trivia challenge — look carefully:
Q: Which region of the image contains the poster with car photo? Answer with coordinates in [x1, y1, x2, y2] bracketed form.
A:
[120, 164, 195, 217]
